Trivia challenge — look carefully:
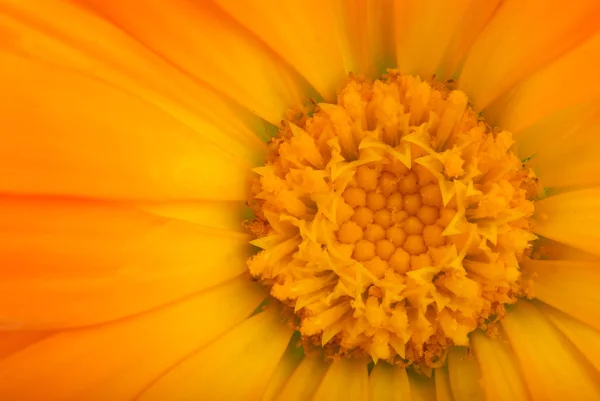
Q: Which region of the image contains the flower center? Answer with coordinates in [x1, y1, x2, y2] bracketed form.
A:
[246, 71, 537, 370]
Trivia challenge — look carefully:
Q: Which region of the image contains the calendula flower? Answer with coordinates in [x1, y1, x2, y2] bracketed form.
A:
[2, 0, 600, 400]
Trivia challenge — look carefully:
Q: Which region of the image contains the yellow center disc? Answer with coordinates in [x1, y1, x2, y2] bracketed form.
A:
[246, 71, 537, 369]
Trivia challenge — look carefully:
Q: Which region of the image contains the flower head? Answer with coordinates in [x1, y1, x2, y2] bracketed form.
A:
[1, 1, 600, 400]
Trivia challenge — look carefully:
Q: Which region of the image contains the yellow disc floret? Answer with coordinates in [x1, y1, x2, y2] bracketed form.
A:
[246, 71, 537, 368]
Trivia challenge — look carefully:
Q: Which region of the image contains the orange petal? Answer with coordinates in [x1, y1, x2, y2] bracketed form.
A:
[436, 0, 502, 80]
[531, 237, 600, 262]
[532, 189, 600, 258]
[512, 101, 598, 160]
[518, 108, 600, 189]
[0, 331, 50, 360]
[471, 330, 530, 401]
[502, 301, 600, 400]
[447, 347, 485, 401]
[79, 0, 308, 124]
[211, 0, 346, 101]
[408, 372, 437, 401]
[522, 258, 600, 332]
[0, 197, 252, 330]
[274, 354, 329, 401]
[459, 0, 600, 111]
[331, 0, 396, 77]
[537, 302, 600, 373]
[368, 364, 412, 401]
[0, 0, 270, 156]
[394, 0, 483, 79]
[137, 307, 293, 401]
[0, 276, 264, 400]
[434, 366, 455, 401]
[260, 341, 304, 401]
[484, 29, 600, 133]
[0, 53, 252, 201]
[138, 201, 250, 231]
[312, 359, 369, 401]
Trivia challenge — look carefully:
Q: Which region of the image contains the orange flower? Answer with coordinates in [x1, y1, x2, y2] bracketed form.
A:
[1, 1, 600, 400]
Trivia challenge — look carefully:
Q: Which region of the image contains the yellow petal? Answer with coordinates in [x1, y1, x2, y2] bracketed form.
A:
[434, 366, 455, 401]
[532, 189, 600, 258]
[447, 347, 485, 401]
[274, 354, 329, 401]
[138, 306, 292, 401]
[523, 259, 600, 332]
[471, 330, 529, 401]
[394, 0, 478, 79]
[261, 342, 304, 401]
[312, 359, 369, 401]
[459, 0, 600, 111]
[0, 197, 252, 330]
[368, 364, 412, 401]
[211, 0, 346, 101]
[0, 53, 252, 201]
[484, 29, 600, 133]
[502, 301, 600, 401]
[80, 0, 307, 124]
[0, 276, 264, 400]
[536, 302, 600, 373]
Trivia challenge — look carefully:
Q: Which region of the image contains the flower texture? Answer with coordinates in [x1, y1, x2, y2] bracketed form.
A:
[2, 1, 600, 401]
